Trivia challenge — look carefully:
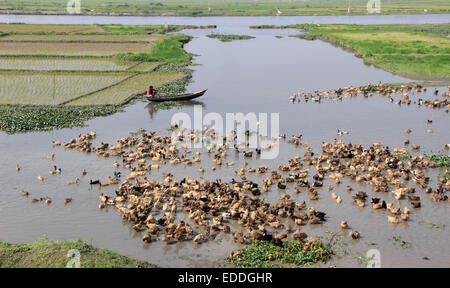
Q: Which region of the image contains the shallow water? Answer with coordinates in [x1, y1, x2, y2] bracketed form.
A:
[0, 14, 449, 267]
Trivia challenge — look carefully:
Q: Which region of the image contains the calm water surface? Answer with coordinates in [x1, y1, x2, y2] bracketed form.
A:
[0, 14, 449, 267]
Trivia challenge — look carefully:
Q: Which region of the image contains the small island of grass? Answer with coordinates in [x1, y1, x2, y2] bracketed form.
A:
[206, 33, 255, 42]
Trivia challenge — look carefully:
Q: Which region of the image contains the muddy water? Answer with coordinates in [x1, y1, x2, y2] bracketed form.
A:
[0, 14, 449, 267]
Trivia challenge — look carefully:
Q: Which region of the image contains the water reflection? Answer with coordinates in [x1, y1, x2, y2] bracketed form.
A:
[145, 100, 205, 119]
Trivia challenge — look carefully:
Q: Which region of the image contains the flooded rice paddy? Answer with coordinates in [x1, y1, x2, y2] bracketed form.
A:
[0, 14, 449, 267]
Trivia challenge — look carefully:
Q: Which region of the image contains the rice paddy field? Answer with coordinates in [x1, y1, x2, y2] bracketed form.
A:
[0, 71, 131, 105]
[0, 57, 135, 71]
[0, 41, 152, 56]
[0, 34, 162, 42]
[0, 24, 105, 34]
[65, 72, 183, 106]
[0, 24, 191, 109]
[127, 61, 162, 72]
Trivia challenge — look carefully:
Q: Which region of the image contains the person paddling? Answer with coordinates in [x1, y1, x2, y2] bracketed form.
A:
[147, 86, 160, 99]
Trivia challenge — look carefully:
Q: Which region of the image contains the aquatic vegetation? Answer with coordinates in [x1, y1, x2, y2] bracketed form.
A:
[395, 153, 412, 164]
[206, 33, 255, 42]
[391, 235, 411, 249]
[0, 105, 123, 134]
[288, 24, 450, 80]
[0, 239, 156, 268]
[250, 25, 279, 29]
[226, 239, 333, 268]
[154, 101, 184, 110]
[420, 219, 446, 229]
[166, 124, 179, 132]
[425, 152, 450, 168]
[155, 63, 194, 97]
[130, 128, 146, 136]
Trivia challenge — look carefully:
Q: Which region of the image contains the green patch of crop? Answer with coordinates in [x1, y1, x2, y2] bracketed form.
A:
[115, 34, 192, 64]
[0, 105, 123, 134]
[226, 239, 333, 268]
[206, 34, 255, 42]
[0, 239, 156, 268]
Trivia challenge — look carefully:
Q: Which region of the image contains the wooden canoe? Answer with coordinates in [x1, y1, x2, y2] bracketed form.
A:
[147, 89, 207, 102]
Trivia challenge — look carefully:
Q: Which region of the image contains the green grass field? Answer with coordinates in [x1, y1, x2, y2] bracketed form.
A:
[0, 239, 156, 268]
[290, 23, 450, 80]
[0, 0, 448, 16]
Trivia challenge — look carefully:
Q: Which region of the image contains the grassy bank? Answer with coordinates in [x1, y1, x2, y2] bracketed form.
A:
[0, 0, 448, 16]
[0, 239, 156, 268]
[289, 23, 450, 80]
[115, 34, 192, 64]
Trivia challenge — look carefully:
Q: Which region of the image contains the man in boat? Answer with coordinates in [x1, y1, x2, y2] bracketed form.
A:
[147, 86, 160, 99]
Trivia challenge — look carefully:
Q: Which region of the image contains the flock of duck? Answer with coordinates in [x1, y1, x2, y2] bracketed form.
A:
[18, 126, 449, 247]
[290, 83, 450, 113]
